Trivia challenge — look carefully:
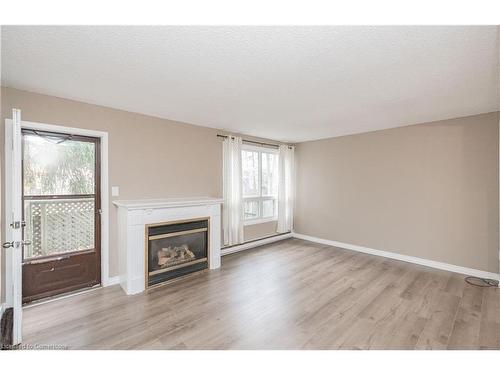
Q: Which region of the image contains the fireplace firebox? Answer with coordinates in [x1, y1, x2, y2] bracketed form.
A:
[145, 218, 209, 288]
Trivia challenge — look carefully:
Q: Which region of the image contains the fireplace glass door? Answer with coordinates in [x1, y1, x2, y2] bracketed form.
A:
[147, 219, 209, 287]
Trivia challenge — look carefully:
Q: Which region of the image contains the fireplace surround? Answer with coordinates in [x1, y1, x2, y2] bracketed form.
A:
[113, 197, 223, 295]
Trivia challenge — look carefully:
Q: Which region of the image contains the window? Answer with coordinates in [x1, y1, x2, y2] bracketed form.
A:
[241, 145, 279, 224]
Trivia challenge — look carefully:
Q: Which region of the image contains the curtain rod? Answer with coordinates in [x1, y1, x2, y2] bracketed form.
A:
[217, 134, 292, 149]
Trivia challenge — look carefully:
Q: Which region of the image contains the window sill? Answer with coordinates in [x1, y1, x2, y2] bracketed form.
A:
[244, 218, 278, 226]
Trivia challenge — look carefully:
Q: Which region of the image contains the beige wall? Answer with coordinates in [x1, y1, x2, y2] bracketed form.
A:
[0, 87, 278, 287]
[295, 112, 500, 273]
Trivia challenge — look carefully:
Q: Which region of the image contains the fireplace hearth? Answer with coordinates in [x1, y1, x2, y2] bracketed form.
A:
[146, 218, 209, 288]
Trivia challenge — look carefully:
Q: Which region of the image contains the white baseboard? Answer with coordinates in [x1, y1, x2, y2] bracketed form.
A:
[293, 232, 500, 281]
[221, 232, 293, 256]
[103, 276, 120, 287]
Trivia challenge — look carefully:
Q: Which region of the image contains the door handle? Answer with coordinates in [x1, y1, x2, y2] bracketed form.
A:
[2, 239, 31, 249]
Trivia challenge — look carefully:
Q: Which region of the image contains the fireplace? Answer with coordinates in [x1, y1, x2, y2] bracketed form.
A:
[145, 218, 209, 288]
[114, 197, 222, 295]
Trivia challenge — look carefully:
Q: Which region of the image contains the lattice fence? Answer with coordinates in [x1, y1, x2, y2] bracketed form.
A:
[25, 198, 95, 258]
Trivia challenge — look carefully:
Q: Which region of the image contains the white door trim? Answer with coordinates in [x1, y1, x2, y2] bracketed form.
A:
[4, 119, 111, 287]
[4, 119, 14, 308]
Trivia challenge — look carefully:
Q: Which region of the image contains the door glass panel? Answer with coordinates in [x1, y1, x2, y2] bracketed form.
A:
[23, 133, 95, 196]
[24, 197, 95, 259]
[23, 132, 96, 260]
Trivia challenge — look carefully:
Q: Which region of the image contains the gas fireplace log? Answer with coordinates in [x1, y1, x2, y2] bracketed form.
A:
[157, 245, 196, 268]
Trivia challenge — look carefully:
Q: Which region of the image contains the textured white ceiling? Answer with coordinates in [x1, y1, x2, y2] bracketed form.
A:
[1, 26, 499, 142]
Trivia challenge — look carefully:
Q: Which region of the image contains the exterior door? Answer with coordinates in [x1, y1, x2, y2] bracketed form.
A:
[21, 128, 101, 303]
[3, 109, 24, 345]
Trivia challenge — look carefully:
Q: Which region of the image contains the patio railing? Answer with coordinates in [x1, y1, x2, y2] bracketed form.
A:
[24, 198, 95, 259]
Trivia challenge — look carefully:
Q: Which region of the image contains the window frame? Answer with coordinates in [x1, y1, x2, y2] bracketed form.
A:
[241, 144, 279, 226]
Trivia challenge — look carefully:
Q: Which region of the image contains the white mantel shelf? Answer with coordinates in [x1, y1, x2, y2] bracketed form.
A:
[113, 196, 223, 295]
[113, 196, 224, 210]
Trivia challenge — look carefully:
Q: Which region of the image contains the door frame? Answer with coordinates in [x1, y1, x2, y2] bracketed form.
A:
[4, 119, 111, 309]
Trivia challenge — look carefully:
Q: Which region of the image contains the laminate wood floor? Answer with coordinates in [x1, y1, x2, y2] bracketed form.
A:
[22, 238, 500, 349]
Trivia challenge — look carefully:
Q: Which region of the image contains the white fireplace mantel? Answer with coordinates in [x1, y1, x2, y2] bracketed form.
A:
[113, 196, 223, 295]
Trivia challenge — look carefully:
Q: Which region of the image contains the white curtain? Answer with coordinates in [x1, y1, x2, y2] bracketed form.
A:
[277, 144, 295, 233]
[222, 136, 244, 246]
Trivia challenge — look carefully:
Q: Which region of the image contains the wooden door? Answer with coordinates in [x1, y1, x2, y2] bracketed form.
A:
[21, 129, 101, 303]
